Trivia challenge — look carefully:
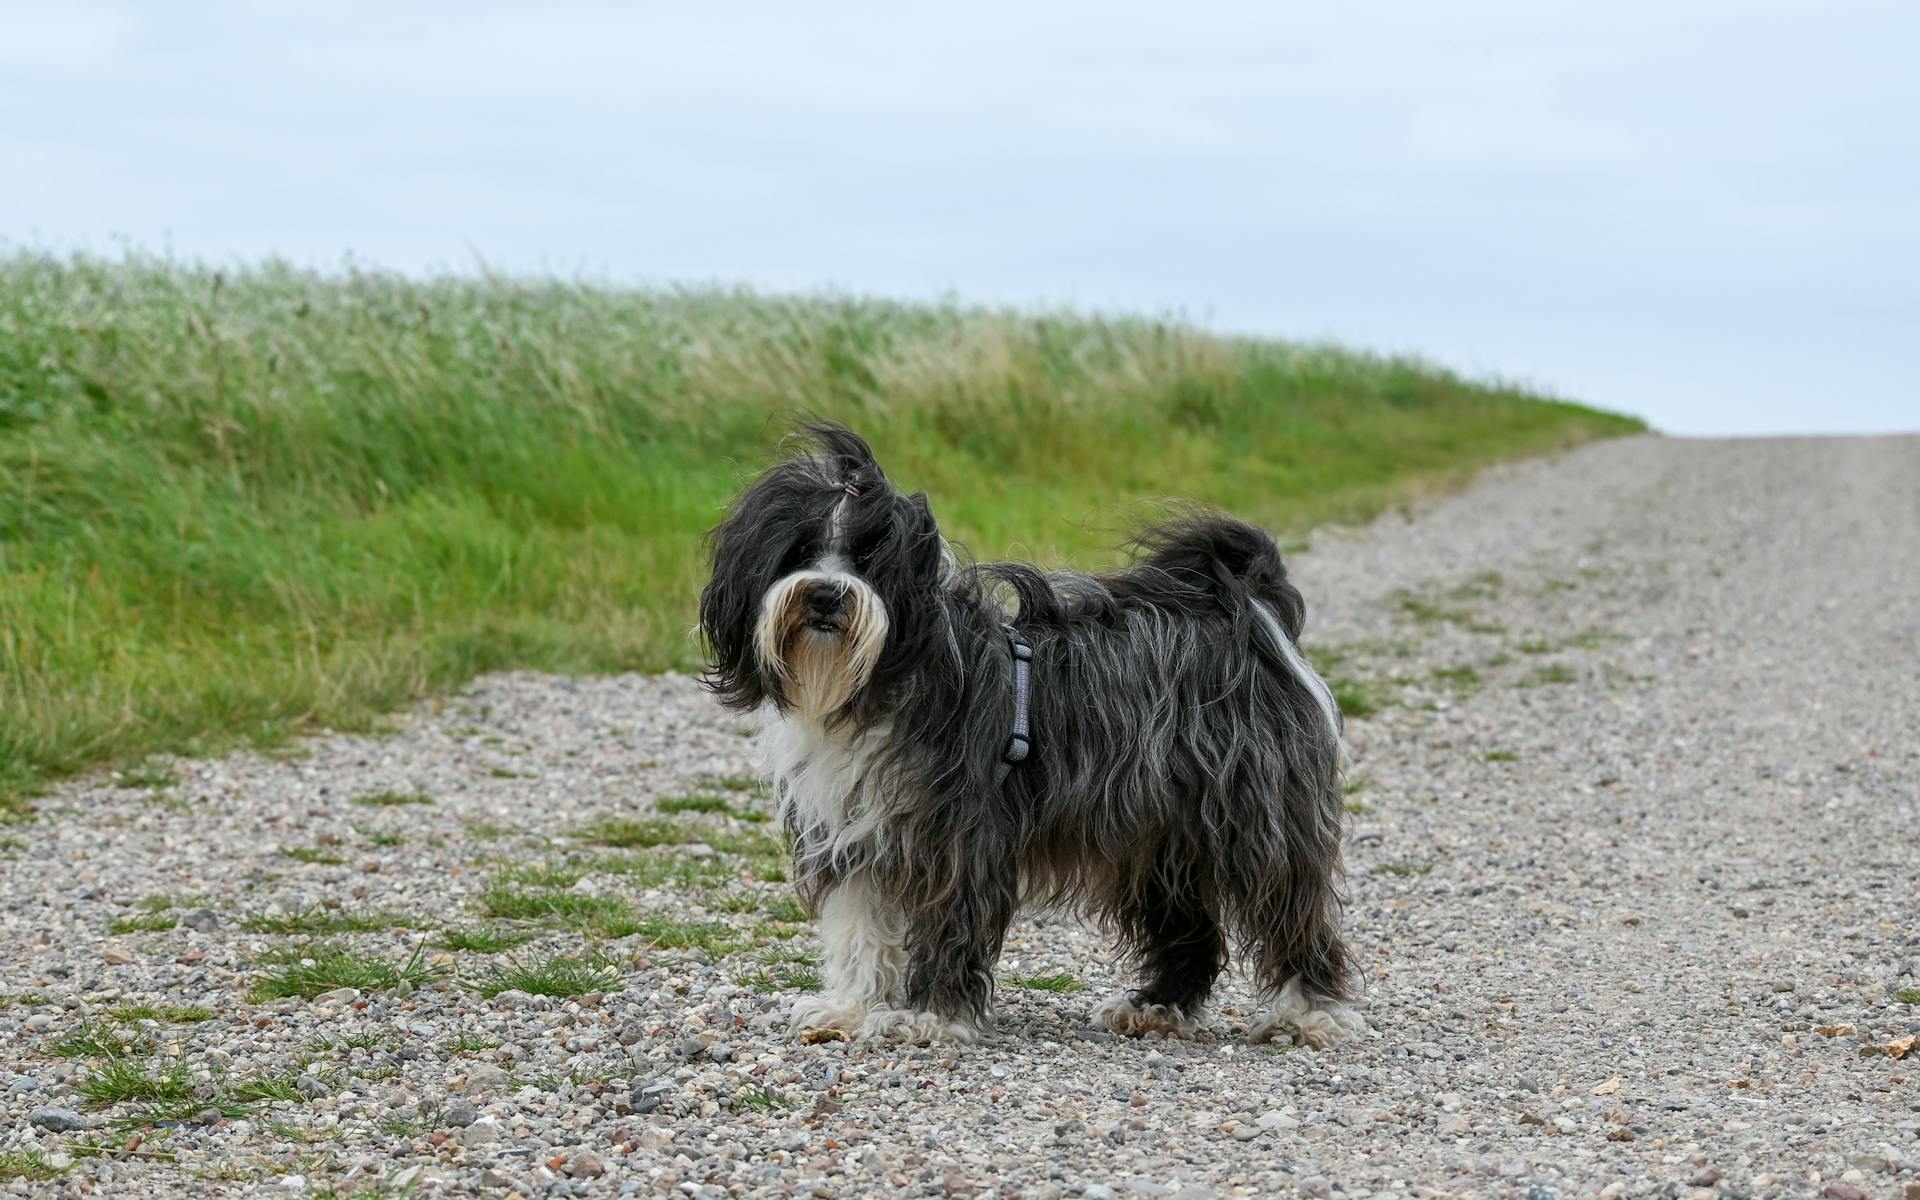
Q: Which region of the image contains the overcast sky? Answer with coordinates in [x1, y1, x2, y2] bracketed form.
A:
[4, 1, 1915, 434]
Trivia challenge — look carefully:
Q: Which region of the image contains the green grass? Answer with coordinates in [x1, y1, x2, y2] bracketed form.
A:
[0, 1151, 63, 1182]
[349, 790, 432, 808]
[249, 941, 440, 1001]
[281, 845, 347, 865]
[108, 912, 179, 934]
[1330, 676, 1392, 719]
[1894, 988, 1920, 1005]
[1004, 970, 1086, 993]
[1484, 749, 1520, 762]
[109, 1003, 215, 1024]
[470, 952, 623, 998]
[0, 254, 1642, 815]
[49, 1021, 151, 1059]
[75, 1059, 194, 1106]
[576, 818, 690, 849]
[1373, 860, 1436, 877]
[1518, 664, 1578, 688]
[240, 906, 423, 936]
[657, 792, 734, 816]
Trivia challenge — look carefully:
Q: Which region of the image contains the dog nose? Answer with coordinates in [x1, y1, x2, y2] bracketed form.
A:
[804, 582, 845, 619]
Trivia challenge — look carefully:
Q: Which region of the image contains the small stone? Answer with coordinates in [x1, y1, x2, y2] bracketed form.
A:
[442, 1098, 480, 1128]
[180, 908, 221, 932]
[101, 948, 134, 966]
[7, 1077, 40, 1093]
[458, 1118, 501, 1147]
[674, 1036, 707, 1060]
[1085, 1188, 1117, 1200]
[1255, 1111, 1298, 1131]
[477, 1170, 514, 1189]
[1689, 1168, 1723, 1187]
[1823, 1186, 1868, 1200]
[29, 1107, 96, 1133]
[294, 1075, 328, 1099]
[311, 987, 360, 1007]
[1299, 1178, 1332, 1199]
[567, 1152, 605, 1178]
[1231, 1125, 1259, 1141]
[1437, 1114, 1470, 1134]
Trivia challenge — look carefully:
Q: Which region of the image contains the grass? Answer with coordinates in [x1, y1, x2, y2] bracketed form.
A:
[108, 912, 179, 934]
[1373, 860, 1436, 877]
[0, 252, 1642, 814]
[75, 1059, 194, 1106]
[281, 845, 347, 865]
[470, 952, 623, 998]
[0, 1151, 63, 1181]
[108, 998, 215, 1021]
[576, 818, 691, 849]
[1518, 664, 1578, 688]
[250, 941, 439, 1001]
[240, 906, 423, 936]
[49, 1021, 151, 1059]
[349, 791, 432, 808]
[1004, 970, 1086, 993]
[1484, 749, 1520, 763]
[657, 792, 735, 816]
[1330, 676, 1392, 719]
[1895, 988, 1920, 1005]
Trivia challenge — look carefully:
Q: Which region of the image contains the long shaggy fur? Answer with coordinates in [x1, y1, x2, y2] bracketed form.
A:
[700, 422, 1364, 1046]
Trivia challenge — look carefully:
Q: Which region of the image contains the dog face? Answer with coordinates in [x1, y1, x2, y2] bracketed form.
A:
[700, 424, 944, 718]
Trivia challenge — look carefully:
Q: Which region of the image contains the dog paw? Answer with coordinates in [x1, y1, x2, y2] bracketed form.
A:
[1248, 981, 1367, 1049]
[788, 996, 866, 1037]
[859, 1008, 981, 1044]
[1091, 993, 1197, 1038]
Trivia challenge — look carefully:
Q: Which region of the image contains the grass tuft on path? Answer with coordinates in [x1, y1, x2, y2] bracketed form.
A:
[0, 252, 1643, 812]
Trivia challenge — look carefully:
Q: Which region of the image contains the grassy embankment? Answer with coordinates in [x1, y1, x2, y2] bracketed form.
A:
[0, 254, 1644, 815]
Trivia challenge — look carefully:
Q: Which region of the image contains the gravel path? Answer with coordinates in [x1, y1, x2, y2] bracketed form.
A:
[3, 435, 1917, 1199]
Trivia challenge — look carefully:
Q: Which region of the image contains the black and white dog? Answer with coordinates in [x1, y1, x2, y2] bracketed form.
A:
[699, 423, 1363, 1047]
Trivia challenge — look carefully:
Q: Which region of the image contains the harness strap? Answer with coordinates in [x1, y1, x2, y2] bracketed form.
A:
[994, 624, 1033, 787]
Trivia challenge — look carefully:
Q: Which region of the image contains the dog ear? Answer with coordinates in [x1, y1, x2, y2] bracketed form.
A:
[699, 511, 771, 711]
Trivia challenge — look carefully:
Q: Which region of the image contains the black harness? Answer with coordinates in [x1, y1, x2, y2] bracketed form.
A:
[995, 624, 1033, 787]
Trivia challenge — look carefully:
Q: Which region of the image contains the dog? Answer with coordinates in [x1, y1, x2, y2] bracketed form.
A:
[698, 422, 1364, 1047]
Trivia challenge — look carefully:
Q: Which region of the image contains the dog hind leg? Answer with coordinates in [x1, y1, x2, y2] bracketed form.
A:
[1094, 848, 1223, 1038]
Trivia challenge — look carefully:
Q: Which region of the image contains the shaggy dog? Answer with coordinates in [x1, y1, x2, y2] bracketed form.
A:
[699, 423, 1363, 1046]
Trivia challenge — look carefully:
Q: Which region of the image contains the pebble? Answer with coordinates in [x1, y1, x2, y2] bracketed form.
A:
[28, 1107, 96, 1133]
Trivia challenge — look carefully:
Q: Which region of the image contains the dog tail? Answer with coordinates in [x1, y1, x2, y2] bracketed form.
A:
[1130, 512, 1342, 747]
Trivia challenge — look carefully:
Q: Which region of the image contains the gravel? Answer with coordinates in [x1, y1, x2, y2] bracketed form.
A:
[2, 434, 1917, 1197]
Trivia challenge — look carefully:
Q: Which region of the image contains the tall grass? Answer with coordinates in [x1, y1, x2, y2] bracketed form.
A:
[0, 253, 1644, 812]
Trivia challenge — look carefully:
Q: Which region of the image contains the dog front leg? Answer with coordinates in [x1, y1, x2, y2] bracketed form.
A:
[788, 873, 907, 1035]
[862, 870, 1014, 1044]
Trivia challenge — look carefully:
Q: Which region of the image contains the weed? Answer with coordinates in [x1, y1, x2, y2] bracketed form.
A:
[76, 1059, 193, 1106]
[353, 825, 407, 847]
[241, 906, 422, 936]
[464, 821, 513, 841]
[1894, 988, 1920, 1005]
[1485, 749, 1520, 763]
[1343, 798, 1369, 815]
[700, 774, 759, 793]
[731, 1086, 791, 1111]
[760, 895, 807, 923]
[0, 1151, 63, 1181]
[493, 859, 585, 889]
[109, 1003, 214, 1024]
[576, 818, 689, 849]
[281, 845, 347, 865]
[657, 792, 733, 815]
[444, 1031, 498, 1054]
[116, 764, 179, 791]
[1518, 664, 1578, 688]
[620, 916, 745, 955]
[1430, 665, 1482, 692]
[594, 851, 733, 888]
[109, 912, 179, 934]
[350, 791, 432, 808]
[250, 941, 440, 1001]
[230, 1069, 312, 1104]
[1373, 860, 1435, 877]
[49, 1022, 151, 1059]
[478, 885, 630, 930]
[471, 953, 623, 998]
[1004, 970, 1085, 993]
[1516, 638, 1555, 655]
[1331, 676, 1391, 719]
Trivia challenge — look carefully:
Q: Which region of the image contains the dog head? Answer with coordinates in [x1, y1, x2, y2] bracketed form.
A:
[700, 423, 947, 718]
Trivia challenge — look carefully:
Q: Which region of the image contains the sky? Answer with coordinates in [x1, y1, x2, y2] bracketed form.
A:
[3, 0, 1915, 435]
